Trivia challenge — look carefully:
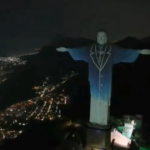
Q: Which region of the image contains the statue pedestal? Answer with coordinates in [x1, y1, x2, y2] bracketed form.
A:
[84, 122, 112, 150]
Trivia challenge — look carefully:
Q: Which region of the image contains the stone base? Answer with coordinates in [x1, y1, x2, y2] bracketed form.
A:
[84, 122, 113, 150]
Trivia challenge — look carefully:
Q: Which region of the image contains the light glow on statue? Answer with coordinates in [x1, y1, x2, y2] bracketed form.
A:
[57, 30, 150, 125]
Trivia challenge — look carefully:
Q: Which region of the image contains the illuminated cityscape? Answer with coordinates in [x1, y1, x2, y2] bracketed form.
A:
[0, 54, 150, 149]
[0, 52, 38, 84]
[0, 70, 78, 145]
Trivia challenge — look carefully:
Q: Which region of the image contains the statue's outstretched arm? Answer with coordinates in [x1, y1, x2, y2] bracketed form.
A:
[113, 47, 150, 64]
[56, 47, 68, 52]
[139, 49, 150, 55]
[56, 46, 88, 61]
[113, 46, 139, 64]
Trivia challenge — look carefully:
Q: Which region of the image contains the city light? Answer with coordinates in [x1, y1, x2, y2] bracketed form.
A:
[0, 71, 78, 143]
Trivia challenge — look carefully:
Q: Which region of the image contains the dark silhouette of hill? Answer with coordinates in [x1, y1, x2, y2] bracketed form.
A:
[51, 37, 95, 48]
[1, 36, 150, 119]
[141, 36, 150, 43]
[1, 36, 150, 149]
[1, 120, 66, 150]
[115, 37, 140, 49]
[49, 36, 150, 119]
[0, 44, 90, 121]
[116, 36, 150, 49]
[1, 119, 87, 150]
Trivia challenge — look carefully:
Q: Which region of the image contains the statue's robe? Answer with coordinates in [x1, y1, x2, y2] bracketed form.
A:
[66, 43, 139, 125]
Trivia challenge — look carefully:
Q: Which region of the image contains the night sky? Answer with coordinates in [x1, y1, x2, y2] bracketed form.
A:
[1, 0, 150, 55]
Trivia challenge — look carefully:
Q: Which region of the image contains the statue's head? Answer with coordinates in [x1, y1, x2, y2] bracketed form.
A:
[97, 30, 107, 45]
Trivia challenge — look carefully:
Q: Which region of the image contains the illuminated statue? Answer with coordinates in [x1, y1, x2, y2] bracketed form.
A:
[56, 30, 150, 126]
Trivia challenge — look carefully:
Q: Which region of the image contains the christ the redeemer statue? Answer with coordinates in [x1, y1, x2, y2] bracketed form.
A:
[56, 30, 150, 126]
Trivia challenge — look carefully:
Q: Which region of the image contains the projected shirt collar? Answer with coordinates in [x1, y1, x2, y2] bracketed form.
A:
[96, 43, 107, 55]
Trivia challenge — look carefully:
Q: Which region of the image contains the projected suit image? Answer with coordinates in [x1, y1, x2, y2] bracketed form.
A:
[56, 30, 150, 125]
